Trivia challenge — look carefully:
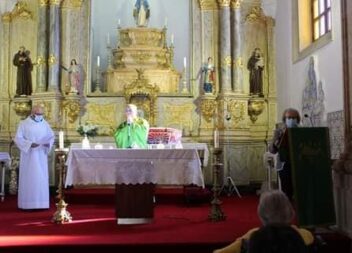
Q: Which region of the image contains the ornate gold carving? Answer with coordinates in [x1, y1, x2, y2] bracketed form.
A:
[1, 12, 11, 22]
[227, 100, 245, 124]
[130, 52, 152, 65]
[48, 54, 57, 66]
[245, 6, 266, 23]
[62, 0, 83, 8]
[11, 2, 33, 20]
[38, 101, 53, 122]
[233, 57, 243, 68]
[231, 0, 242, 9]
[119, 28, 163, 48]
[50, 0, 62, 5]
[223, 55, 232, 67]
[248, 98, 265, 123]
[198, 0, 218, 10]
[217, 0, 231, 7]
[124, 69, 160, 126]
[163, 103, 194, 133]
[86, 103, 117, 135]
[39, 0, 50, 6]
[200, 99, 217, 123]
[37, 56, 46, 66]
[62, 99, 80, 124]
[13, 98, 32, 119]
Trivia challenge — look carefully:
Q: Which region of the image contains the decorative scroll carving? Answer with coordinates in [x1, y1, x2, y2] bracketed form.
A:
[39, 0, 50, 6]
[200, 99, 217, 123]
[48, 54, 57, 66]
[62, 99, 80, 124]
[124, 69, 159, 126]
[62, 0, 83, 8]
[1, 12, 11, 22]
[231, 0, 242, 9]
[248, 98, 265, 123]
[163, 103, 194, 132]
[245, 6, 266, 23]
[223, 55, 232, 67]
[11, 2, 33, 20]
[86, 103, 117, 135]
[198, 0, 218, 10]
[227, 100, 246, 125]
[217, 0, 231, 7]
[13, 97, 31, 119]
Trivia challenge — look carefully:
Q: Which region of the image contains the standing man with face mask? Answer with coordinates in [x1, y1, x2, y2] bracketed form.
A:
[14, 105, 55, 210]
[269, 108, 301, 200]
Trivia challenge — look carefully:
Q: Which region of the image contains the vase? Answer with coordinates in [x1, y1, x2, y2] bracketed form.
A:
[81, 134, 90, 149]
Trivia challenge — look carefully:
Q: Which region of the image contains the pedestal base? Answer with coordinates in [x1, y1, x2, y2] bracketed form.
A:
[115, 183, 155, 224]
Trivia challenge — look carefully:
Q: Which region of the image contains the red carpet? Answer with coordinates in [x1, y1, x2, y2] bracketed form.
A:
[0, 189, 260, 253]
[1, 189, 350, 253]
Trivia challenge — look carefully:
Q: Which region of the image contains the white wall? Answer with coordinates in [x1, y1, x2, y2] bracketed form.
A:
[275, 0, 344, 121]
[91, 0, 190, 72]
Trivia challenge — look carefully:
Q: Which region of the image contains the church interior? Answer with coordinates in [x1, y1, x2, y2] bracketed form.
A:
[0, 0, 352, 252]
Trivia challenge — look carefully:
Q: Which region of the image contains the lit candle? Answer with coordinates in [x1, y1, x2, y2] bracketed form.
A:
[97, 56, 100, 67]
[171, 34, 174, 45]
[183, 57, 187, 69]
[107, 33, 110, 46]
[59, 130, 64, 149]
[214, 128, 219, 148]
[164, 17, 168, 27]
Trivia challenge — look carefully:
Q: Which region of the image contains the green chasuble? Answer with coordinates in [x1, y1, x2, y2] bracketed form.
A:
[114, 117, 149, 149]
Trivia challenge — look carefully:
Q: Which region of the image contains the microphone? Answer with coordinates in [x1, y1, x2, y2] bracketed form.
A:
[127, 122, 131, 137]
[304, 114, 314, 127]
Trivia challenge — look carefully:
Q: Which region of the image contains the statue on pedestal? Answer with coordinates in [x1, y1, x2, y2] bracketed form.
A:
[247, 48, 264, 96]
[133, 0, 150, 27]
[13, 46, 33, 96]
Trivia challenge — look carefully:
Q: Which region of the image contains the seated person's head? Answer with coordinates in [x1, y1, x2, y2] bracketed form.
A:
[258, 190, 294, 226]
[248, 225, 307, 253]
[282, 108, 300, 128]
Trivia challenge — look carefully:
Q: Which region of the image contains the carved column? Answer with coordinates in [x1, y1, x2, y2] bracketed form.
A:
[48, 0, 62, 93]
[1, 13, 11, 97]
[231, 0, 243, 93]
[36, 0, 50, 92]
[217, 0, 232, 93]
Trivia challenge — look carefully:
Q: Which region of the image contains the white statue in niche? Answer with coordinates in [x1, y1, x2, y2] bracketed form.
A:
[133, 0, 150, 27]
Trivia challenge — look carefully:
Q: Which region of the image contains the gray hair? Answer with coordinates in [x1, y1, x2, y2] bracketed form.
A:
[257, 190, 294, 226]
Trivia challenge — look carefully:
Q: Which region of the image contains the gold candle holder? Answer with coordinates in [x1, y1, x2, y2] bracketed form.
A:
[52, 148, 72, 224]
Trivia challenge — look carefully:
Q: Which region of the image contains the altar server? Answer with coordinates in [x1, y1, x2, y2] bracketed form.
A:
[14, 104, 54, 210]
[114, 104, 149, 149]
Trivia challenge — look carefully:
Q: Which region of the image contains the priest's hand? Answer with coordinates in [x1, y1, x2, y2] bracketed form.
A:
[31, 143, 39, 148]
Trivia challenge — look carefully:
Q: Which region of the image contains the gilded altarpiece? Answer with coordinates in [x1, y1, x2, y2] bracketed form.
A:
[0, 0, 277, 187]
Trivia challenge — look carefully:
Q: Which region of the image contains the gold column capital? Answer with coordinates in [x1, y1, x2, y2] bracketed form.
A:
[217, 0, 231, 8]
[39, 0, 49, 6]
[198, 0, 218, 10]
[62, 0, 83, 9]
[231, 0, 242, 9]
[49, 0, 62, 6]
[1, 12, 11, 22]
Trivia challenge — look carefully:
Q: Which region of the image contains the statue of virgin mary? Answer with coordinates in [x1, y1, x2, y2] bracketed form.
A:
[133, 0, 150, 27]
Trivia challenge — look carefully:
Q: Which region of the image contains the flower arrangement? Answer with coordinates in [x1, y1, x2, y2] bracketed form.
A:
[76, 123, 98, 138]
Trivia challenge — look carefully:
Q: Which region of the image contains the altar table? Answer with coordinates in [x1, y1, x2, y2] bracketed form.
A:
[65, 147, 205, 224]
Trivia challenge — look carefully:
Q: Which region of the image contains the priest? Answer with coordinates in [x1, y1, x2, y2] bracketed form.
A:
[14, 105, 55, 210]
[114, 104, 149, 149]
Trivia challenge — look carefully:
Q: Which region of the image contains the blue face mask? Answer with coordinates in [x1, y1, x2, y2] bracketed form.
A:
[34, 115, 43, 122]
[285, 118, 298, 128]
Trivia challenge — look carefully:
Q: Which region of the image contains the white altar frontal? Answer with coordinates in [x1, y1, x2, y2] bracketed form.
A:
[65, 144, 206, 224]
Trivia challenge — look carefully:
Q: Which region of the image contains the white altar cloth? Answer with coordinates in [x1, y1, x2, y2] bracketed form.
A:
[65, 148, 205, 187]
[0, 152, 11, 201]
